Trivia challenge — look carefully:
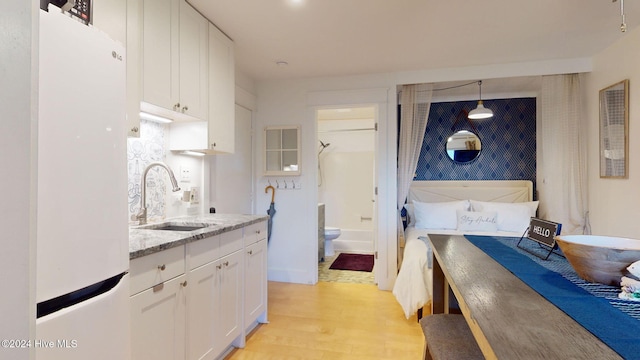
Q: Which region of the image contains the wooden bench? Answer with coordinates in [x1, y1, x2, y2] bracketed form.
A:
[419, 314, 483, 360]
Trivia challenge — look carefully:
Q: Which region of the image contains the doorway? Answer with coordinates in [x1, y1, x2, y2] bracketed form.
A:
[316, 106, 377, 284]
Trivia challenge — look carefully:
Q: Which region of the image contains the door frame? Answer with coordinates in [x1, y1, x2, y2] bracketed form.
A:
[307, 88, 395, 290]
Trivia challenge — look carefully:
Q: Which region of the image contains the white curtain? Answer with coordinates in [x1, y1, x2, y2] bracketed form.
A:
[539, 74, 589, 234]
[397, 83, 433, 210]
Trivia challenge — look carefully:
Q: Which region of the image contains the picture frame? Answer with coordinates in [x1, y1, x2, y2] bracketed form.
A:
[599, 79, 629, 178]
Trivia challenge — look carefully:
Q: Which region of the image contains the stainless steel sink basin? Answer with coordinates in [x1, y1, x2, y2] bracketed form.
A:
[154, 224, 206, 231]
[138, 222, 207, 231]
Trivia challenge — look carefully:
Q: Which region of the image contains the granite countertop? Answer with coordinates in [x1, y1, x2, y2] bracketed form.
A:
[129, 214, 269, 260]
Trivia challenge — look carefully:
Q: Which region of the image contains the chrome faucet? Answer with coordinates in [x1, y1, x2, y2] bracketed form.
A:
[134, 162, 181, 225]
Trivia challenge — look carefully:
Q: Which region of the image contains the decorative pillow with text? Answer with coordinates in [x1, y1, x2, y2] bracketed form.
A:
[456, 210, 498, 232]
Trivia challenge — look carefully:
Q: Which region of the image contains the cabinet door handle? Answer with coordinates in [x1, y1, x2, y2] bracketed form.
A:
[248, 250, 253, 255]
[181, 281, 188, 287]
[174, 102, 181, 110]
[130, 126, 139, 133]
[182, 106, 188, 112]
[216, 264, 222, 269]
[256, 230, 261, 234]
[158, 264, 166, 271]
[210, 142, 216, 149]
[223, 261, 229, 267]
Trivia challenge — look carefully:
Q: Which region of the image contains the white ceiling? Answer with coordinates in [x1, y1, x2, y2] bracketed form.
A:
[189, 0, 639, 96]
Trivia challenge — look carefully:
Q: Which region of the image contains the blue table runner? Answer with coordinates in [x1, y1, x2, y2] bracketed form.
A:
[464, 235, 640, 360]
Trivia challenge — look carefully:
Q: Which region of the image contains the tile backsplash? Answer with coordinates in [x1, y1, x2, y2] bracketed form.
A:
[127, 120, 168, 224]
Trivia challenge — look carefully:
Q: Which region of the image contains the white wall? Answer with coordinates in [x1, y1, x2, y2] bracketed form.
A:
[255, 58, 591, 289]
[585, 26, 640, 237]
[1, 1, 37, 358]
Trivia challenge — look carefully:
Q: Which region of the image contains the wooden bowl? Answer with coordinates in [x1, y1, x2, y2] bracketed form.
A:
[555, 235, 640, 286]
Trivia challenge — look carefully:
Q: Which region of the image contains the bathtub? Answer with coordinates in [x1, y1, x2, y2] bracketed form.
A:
[332, 229, 374, 254]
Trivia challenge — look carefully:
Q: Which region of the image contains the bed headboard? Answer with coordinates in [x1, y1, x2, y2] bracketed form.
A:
[408, 180, 533, 204]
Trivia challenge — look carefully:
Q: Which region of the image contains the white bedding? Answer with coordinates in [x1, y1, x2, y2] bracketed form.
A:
[393, 227, 524, 319]
[392, 180, 535, 319]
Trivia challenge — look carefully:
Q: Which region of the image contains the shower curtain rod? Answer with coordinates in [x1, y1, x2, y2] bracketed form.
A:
[319, 127, 375, 133]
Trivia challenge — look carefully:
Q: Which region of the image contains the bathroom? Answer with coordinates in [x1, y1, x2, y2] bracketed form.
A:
[317, 107, 376, 280]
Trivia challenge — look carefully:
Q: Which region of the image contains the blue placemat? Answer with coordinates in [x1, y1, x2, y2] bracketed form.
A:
[464, 235, 640, 360]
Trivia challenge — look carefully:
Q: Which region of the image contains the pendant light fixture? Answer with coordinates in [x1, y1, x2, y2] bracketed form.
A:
[468, 80, 494, 120]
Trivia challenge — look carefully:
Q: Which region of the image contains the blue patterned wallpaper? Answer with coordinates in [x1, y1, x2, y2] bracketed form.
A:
[414, 98, 537, 186]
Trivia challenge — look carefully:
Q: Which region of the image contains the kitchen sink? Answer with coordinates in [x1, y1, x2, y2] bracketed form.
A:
[154, 224, 206, 231]
[137, 222, 208, 232]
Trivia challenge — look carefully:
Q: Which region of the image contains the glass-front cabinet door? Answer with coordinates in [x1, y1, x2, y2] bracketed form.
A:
[264, 126, 300, 175]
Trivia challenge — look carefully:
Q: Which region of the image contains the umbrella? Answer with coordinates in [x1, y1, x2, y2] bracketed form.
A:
[265, 185, 276, 242]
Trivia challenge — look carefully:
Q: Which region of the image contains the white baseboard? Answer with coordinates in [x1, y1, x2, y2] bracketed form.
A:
[333, 239, 374, 254]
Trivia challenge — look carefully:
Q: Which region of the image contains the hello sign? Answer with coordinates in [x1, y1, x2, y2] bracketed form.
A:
[517, 218, 562, 260]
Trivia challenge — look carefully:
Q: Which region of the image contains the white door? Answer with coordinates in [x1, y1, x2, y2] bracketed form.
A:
[187, 262, 216, 360]
[215, 250, 243, 354]
[210, 105, 253, 213]
[130, 275, 187, 360]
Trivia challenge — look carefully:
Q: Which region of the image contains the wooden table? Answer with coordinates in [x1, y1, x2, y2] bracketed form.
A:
[428, 234, 622, 360]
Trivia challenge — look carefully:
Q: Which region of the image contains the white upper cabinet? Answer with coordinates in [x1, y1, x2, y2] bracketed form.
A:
[126, 0, 142, 137]
[207, 23, 235, 153]
[141, 0, 179, 112]
[178, 0, 208, 120]
[169, 23, 235, 154]
[139, 0, 207, 121]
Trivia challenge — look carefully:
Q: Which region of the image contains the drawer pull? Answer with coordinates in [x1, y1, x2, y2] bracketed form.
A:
[158, 264, 166, 271]
[181, 281, 188, 288]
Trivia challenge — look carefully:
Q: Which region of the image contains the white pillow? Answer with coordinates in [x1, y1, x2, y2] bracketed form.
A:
[469, 200, 539, 233]
[413, 200, 470, 230]
[403, 203, 415, 226]
[457, 210, 498, 232]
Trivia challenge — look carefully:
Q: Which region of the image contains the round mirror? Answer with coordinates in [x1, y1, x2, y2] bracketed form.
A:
[446, 130, 481, 163]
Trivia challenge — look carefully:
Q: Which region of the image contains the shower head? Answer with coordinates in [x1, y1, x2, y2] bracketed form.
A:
[318, 140, 331, 155]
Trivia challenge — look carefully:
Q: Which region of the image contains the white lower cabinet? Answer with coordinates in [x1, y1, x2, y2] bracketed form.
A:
[131, 274, 187, 360]
[187, 238, 243, 360]
[131, 221, 267, 360]
[186, 260, 216, 360]
[244, 238, 268, 329]
[214, 250, 244, 356]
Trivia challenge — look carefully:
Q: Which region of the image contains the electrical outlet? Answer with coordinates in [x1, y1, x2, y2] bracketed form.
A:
[180, 166, 191, 182]
[190, 187, 200, 204]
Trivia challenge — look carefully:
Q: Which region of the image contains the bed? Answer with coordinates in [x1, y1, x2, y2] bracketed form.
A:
[392, 180, 537, 319]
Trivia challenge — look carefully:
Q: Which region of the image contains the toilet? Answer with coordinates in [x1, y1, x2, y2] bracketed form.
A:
[324, 227, 341, 257]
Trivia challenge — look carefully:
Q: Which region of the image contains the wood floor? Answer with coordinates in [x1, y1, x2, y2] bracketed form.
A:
[226, 281, 425, 360]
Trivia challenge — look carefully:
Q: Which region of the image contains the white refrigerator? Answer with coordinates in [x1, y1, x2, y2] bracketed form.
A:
[36, 7, 130, 360]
